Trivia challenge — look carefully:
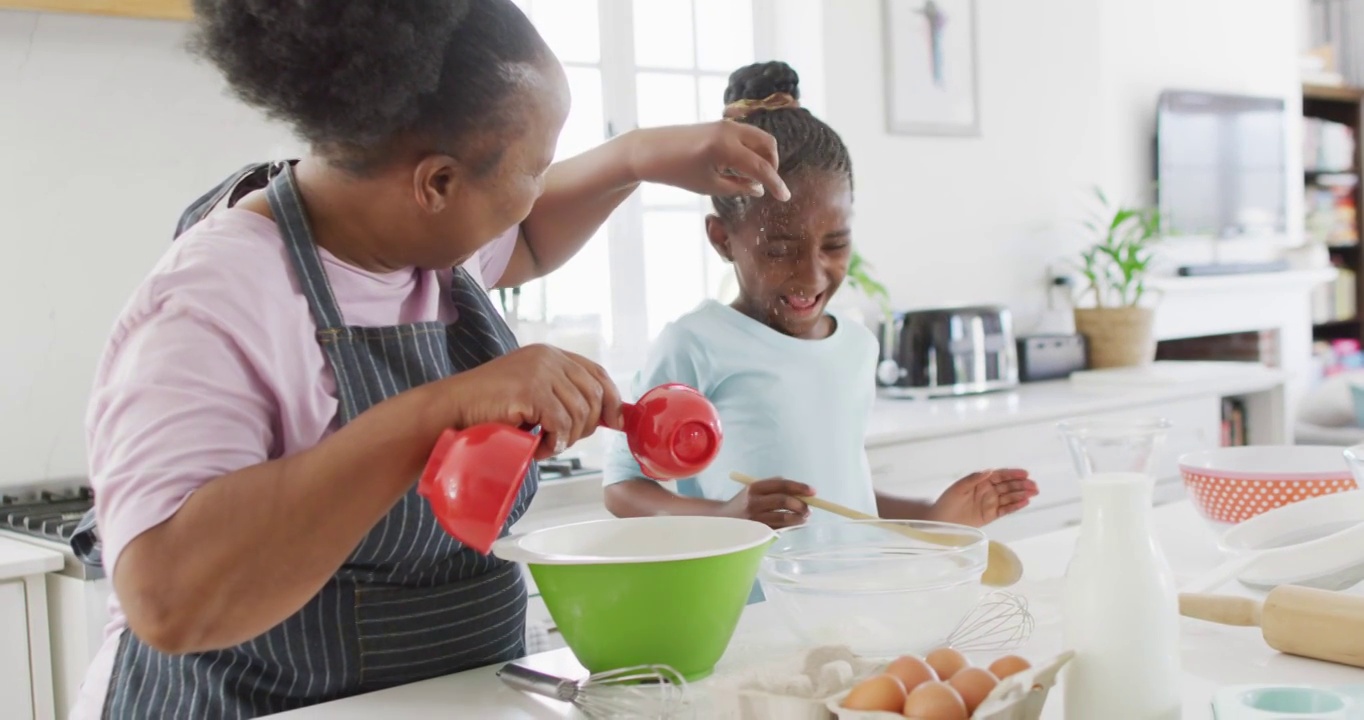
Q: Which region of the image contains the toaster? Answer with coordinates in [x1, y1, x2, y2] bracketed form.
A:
[875, 305, 1020, 398]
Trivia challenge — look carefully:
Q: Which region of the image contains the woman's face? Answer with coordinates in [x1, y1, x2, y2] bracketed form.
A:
[708, 171, 854, 339]
[405, 58, 570, 269]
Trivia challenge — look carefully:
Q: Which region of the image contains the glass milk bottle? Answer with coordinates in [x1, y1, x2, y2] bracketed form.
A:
[1058, 419, 1181, 720]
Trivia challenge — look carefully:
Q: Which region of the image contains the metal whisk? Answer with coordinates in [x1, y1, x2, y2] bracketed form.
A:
[497, 662, 692, 719]
[945, 591, 1035, 652]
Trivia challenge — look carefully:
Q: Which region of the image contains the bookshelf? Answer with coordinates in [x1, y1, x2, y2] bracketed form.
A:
[1305, 83, 1364, 343]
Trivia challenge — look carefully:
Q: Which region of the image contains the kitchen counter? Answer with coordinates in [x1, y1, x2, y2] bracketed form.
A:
[516, 361, 1285, 525]
[274, 500, 1363, 719]
[0, 535, 62, 580]
[864, 361, 1284, 448]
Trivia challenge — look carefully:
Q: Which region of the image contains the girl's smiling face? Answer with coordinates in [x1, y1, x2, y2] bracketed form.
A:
[707, 171, 854, 340]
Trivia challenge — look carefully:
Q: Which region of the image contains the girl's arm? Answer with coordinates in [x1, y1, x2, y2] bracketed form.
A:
[604, 480, 729, 518]
[878, 470, 1039, 527]
[605, 478, 814, 529]
[597, 323, 809, 529]
[494, 122, 786, 288]
[875, 492, 935, 520]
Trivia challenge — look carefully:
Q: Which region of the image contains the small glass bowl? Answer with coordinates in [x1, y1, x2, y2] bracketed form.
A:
[758, 519, 988, 657]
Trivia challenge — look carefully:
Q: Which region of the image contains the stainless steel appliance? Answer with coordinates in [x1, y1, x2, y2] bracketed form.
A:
[876, 305, 1019, 398]
[1, 486, 94, 550]
[1017, 333, 1087, 382]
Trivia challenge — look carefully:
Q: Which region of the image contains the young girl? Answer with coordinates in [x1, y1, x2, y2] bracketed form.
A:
[604, 62, 1039, 531]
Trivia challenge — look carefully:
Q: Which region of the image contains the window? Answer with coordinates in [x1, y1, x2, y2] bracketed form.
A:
[508, 0, 762, 371]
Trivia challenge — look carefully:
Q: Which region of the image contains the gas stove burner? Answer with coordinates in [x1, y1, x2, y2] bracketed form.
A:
[535, 456, 598, 481]
[2, 485, 93, 507]
[0, 483, 95, 545]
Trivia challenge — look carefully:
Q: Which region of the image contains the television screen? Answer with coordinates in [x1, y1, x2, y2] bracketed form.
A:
[1155, 90, 1287, 239]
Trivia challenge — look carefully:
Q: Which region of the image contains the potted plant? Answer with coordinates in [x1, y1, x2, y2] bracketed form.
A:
[1072, 188, 1162, 369]
[845, 249, 893, 326]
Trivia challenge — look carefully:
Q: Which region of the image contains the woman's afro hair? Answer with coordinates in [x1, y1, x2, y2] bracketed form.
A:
[190, 0, 547, 172]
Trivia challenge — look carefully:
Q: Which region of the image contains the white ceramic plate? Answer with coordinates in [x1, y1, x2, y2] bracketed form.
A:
[1219, 490, 1364, 590]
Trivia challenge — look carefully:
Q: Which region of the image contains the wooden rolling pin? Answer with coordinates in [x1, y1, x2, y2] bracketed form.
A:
[1179, 586, 1364, 669]
[729, 471, 1023, 588]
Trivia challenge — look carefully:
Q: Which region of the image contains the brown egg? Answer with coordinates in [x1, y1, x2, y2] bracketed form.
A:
[988, 654, 1032, 680]
[841, 674, 907, 712]
[885, 655, 938, 694]
[924, 647, 969, 680]
[948, 667, 999, 713]
[902, 680, 968, 720]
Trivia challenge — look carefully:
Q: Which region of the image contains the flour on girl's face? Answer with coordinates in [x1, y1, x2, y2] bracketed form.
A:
[709, 172, 855, 341]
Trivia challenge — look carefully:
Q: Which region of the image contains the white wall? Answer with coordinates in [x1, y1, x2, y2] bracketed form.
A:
[0, 2, 1308, 486]
[1095, 0, 1303, 234]
[0, 11, 293, 486]
[804, 0, 1301, 330]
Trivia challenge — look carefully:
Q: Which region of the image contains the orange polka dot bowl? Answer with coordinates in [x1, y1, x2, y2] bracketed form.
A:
[1178, 446, 1357, 526]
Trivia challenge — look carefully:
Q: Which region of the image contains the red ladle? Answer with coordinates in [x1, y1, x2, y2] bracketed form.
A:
[417, 383, 722, 553]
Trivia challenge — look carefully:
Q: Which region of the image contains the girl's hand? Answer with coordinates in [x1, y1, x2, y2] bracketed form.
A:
[433, 344, 623, 460]
[723, 477, 814, 529]
[929, 469, 1039, 527]
[625, 122, 791, 201]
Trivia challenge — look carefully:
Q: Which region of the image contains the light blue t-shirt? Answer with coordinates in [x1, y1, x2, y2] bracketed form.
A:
[604, 300, 879, 520]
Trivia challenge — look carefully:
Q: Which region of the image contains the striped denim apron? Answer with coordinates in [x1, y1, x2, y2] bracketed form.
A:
[96, 164, 538, 718]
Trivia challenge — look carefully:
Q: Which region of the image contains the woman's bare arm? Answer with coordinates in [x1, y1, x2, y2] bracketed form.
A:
[115, 379, 455, 654]
[115, 345, 618, 655]
[494, 122, 787, 288]
[495, 135, 638, 288]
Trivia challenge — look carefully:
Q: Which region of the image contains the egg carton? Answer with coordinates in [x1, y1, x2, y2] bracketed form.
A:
[825, 651, 1074, 720]
[709, 645, 883, 720]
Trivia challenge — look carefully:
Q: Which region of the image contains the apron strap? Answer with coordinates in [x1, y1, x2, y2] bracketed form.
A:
[174, 160, 294, 240]
[265, 164, 348, 331]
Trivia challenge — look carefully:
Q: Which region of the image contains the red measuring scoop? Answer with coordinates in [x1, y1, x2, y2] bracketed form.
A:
[417, 383, 722, 553]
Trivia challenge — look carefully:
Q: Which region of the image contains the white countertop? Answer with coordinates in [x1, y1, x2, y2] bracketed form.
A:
[274, 500, 1362, 719]
[0, 535, 63, 581]
[865, 362, 1284, 447]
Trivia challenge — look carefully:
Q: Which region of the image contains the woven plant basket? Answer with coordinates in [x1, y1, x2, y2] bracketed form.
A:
[1073, 307, 1156, 369]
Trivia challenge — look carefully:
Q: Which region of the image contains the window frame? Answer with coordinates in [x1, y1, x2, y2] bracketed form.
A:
[515, 0, 776, 372]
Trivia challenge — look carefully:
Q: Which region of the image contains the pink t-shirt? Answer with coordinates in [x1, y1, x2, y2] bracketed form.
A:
[72, 209, 519, 718]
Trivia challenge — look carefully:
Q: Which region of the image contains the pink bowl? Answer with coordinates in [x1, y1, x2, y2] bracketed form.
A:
[1178, 446, 1357, 525]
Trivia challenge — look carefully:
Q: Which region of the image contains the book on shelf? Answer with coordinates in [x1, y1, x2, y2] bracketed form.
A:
[1221, 397, 1248, 447]
[1304, 117, 1357, 172]
[1305, 176, 1359, 246]
[1312, 257, 1357, 324]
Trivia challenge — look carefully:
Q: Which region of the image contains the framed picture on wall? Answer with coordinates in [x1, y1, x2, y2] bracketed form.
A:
[882, 0, 980, 136]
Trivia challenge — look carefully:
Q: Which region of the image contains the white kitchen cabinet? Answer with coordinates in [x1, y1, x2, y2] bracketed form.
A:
[0, 580, 36, 720]
[47, 572, 110, 719]
[0, 538, 62, 720]
[867, 392, 1232, 540]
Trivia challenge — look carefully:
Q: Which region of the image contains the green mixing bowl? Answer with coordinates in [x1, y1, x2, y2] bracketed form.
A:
[492, 516, 775, 680]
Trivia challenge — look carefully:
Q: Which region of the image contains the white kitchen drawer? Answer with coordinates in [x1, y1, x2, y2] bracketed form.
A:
[868, 397, 1219, 497]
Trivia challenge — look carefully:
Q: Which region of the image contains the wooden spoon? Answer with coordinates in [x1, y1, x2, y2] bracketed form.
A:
[730, 471, 1023, 588]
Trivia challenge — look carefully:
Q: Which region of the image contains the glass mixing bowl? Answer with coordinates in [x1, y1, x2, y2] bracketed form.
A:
[757, 519, 988, 658]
